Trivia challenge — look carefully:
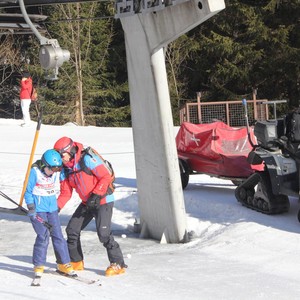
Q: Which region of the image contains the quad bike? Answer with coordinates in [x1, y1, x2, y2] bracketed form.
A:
[235, 118, 300, 214]
[235, 98, 300, 215]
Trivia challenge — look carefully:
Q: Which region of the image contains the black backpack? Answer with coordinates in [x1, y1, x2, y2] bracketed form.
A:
[285, 108, 300, 142]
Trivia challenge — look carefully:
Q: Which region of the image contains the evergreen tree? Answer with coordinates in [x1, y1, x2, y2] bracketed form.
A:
[0, 0, 299, 124]
[185, 0, 300, 109]
[165, 35, 200, 125]
[41, 2, 128, 125]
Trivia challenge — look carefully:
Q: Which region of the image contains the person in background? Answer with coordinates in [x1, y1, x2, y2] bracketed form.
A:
[19, 71, 32, 127]
[53, 137, 127, 276]
[25, 149, 76, 278]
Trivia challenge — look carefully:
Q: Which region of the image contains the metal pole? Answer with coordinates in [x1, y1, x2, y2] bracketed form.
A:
[18, 0, 48, 43]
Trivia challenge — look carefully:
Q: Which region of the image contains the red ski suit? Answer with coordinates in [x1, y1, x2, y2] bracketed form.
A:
[57, 142, 114, 210]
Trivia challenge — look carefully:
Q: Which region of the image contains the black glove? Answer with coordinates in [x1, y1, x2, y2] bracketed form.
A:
[86, 193, 101, 210]
[27, 203, 36, 218]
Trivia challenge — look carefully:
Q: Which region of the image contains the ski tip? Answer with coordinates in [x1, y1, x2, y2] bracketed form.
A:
[53, 269, 97, 284]
[31, 283, 41, 287]
[56, 269, 78, 278]
[31, 276, 41, 286]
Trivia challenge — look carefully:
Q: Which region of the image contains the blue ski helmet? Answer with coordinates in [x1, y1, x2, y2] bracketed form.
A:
[42, 149, 63, 168]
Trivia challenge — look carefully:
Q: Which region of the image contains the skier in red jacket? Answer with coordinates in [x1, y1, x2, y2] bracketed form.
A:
[54, 136, 126, 276]
[19, 71, 33, 127]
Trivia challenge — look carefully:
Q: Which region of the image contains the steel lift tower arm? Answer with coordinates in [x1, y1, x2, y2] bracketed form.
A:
[18, 0, 70, 79]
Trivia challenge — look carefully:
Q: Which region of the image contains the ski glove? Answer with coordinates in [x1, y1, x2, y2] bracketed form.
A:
[86, 193, 101, 210]
[27, 203, 36, 218]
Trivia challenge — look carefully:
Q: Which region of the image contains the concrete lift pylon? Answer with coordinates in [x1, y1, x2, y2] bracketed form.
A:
[118, 0, 225, 243]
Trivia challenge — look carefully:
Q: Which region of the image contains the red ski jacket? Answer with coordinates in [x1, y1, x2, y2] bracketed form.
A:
[20, 77, 33, 100]
[57, 142, 115, 210]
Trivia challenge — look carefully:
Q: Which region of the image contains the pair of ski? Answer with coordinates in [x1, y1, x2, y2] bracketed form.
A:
[31, 269, 98, 286]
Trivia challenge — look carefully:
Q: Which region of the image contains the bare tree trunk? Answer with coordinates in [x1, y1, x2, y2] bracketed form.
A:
[47, 2, 114, 125]
[74, 3, 85, 125]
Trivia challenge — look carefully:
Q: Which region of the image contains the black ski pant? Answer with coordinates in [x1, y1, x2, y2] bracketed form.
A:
[65, 202, 125, 267]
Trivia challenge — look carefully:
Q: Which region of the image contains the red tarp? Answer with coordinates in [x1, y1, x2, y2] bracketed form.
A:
[176, 121, 263, 178]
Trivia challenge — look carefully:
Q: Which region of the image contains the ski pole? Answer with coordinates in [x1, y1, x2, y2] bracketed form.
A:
[114, 189, 137, 193]
[0, 190, 52, 231]
[34, 215, 52, 231]
[0, 190, 28, 215]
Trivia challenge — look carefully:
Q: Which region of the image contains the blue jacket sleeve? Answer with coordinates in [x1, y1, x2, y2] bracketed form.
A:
[24, 168, 37, 206]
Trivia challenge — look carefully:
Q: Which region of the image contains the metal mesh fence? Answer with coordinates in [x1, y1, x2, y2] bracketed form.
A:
[180, 99, 288, 127]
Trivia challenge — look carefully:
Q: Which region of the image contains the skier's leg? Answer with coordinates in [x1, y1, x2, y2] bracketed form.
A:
[48, 211, 71, 264]
[95, 202, 125, 266]
[21, 99, 31, 125]
[66, 203, 93, 262]
[31, 213, 50, 267]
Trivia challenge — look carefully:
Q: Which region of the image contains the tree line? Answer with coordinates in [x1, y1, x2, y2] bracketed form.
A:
[0, 0, 299, 126]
